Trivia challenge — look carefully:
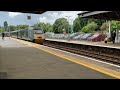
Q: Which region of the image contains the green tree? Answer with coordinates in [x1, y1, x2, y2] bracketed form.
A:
[16, 25, 29, 30]
[44, 23, 53, 32]
[81, 21, 98, 33]
[100, 22, 109, 32]
[100, 20, 120, 32]
[73, 17, 88, 32]
[8, 25, 16, 31]
[53, 18, 69, 33]
[95, 19, 106, 30]
[87, 19, 106, 30]
[111, 20, 120, 31]
[34, 23, 53, 32]
[0, 26, 5, 33]
[34, 23, 41, 29]
[73, 17, 81, 32]
[87, 18, 105, 24]
[37, 23, 45, 30]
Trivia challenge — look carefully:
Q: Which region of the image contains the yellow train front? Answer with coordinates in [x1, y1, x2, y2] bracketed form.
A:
[33, 29, 45, 44]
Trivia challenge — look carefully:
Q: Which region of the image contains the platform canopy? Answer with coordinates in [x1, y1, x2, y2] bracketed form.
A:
[19, 11, 46, 14]
[3, 11, 46, 14]
[78, 11, 120, 39]
[78, 11, 120, 20]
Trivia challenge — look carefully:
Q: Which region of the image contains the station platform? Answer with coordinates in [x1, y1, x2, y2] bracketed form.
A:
[46, 38, 120, 49]
[0, 37, 120, 79]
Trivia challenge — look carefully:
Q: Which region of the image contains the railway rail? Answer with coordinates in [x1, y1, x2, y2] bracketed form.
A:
[43, 40, 120, 65]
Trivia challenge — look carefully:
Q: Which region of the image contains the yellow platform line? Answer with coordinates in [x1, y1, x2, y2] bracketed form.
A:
[12, 38, 120, 79]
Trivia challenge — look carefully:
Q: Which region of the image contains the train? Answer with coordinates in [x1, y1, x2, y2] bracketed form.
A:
[10, 29, 45, 44]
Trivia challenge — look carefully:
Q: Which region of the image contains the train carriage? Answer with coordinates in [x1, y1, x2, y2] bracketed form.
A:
[19, 29, 34, 41]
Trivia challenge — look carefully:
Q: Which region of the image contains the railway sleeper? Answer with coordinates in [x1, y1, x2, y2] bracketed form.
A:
[101, 54, 120, 60]
[44, 43, 120, 65]
[105, 58, 119, 63]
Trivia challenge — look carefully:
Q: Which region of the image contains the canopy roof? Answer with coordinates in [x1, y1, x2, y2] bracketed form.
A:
[78, 11, 120, 20]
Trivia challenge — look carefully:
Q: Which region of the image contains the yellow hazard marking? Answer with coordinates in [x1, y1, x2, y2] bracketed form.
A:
[12, 38, 120, 79]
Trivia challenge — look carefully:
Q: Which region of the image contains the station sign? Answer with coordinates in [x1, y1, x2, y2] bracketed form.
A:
[27, 16, 31, 20]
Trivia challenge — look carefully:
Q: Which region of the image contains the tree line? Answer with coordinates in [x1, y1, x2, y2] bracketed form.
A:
[0, 21, 29, 33]
[1, 17, 120, 33]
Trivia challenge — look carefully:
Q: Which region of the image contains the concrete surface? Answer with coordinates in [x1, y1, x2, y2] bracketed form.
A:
[0, 37, 115, 79]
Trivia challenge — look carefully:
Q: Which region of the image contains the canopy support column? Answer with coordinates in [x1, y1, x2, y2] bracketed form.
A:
[108, 20, 111, 37]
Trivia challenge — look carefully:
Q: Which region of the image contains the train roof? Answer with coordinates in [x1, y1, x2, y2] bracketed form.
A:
[11, 30, 20, 32]
[33, 29, 43, 30]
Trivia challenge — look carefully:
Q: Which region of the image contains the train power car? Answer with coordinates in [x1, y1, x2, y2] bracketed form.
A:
[33, 29, 45, 44]
[10, 29, 45, 44]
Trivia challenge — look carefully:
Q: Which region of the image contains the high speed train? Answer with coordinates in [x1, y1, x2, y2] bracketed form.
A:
[10, 29, 45, 44]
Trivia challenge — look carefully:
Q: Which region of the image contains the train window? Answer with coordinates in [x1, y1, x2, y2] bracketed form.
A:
[33, 30, 43, 34]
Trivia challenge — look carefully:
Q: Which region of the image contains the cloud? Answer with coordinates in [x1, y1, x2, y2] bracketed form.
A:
[39, 17, 47, 22]
[8, 12, 22, 18]
[38, 11, 82, 25]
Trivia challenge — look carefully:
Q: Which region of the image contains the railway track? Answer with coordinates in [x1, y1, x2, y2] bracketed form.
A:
[43, 40, 120, 65]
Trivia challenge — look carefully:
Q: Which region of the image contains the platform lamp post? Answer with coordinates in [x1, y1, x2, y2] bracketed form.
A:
[69, 19, 73, 33]
[8, 26, 10, 39]
[27, 15, 32, 29]
[65, 16, 71, 41]
[62, 29, 65, 39]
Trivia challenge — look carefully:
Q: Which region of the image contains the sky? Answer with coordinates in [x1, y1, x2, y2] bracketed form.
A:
[0, 11, 82, 26]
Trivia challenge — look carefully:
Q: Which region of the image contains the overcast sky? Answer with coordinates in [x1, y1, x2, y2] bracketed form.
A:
[0, 11, 82, 26]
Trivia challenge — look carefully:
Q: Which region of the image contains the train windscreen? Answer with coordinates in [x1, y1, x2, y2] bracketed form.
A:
[33, 30, 43, 34]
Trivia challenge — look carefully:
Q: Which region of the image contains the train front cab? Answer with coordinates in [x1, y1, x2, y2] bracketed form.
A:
[33, 29, 45, 44]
